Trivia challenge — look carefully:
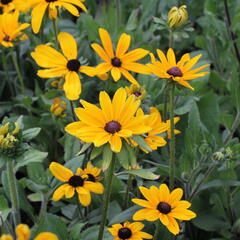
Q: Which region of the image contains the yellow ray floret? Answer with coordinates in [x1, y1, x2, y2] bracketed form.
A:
[0, 11, 29, 48]
[0, 224, 59, 240]
[108, 221, 152, 240]
[31, 32, 95, 100]
[92, 28, 151, 85]
[65, 87, 151, 153]
[148, 48, 210, 90]
[30, 0, 87, 33]
[49, 162, 103, 206]
[132, 184, 196, 235]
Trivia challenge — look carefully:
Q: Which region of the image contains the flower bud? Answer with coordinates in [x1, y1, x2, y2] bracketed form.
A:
[50, 98, 67, 117]
[125, 84, 146, 100]
[168, 5, 188, 28]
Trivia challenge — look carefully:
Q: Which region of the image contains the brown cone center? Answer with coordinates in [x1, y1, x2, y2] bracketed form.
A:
[104, 120, 121, 134]
[167, 66, 183, 77]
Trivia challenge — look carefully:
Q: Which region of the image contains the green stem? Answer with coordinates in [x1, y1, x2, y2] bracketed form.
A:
[169, 29, 174, 49]
[116, 0, 121, 28]
[169, 83, 175, 190]
[7, 160, 20, 227]
[153, 221, 161, 240]
[10, 48, 25, 94]
[97, 156, 116, 240]
[37, 192, 48, 224]
[52, 19, 59, 47]
[123, 174, 133, 209]
[70, 100, 77, 121]
[75, 194, 84, 220]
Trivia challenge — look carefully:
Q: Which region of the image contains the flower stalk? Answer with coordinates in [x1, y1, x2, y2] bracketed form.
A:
[123, 174, 133, 209]
[97, 155, 116, 240]
[10, 48, 25, 94]
[7, 159, 20, 227]
[169, 82, 176, 190]
[153, 221, 161, 240]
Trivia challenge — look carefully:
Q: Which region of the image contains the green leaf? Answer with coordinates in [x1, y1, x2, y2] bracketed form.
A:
[125, 169, 159, 180]
[132, 135, 152, 152]
[64, 134, 81, 161]
[102, 144, 113, 171]
[15, 149, 48, 170]
[27, 163, 48, 185]
[124, 142, 137, 168]
[0, 195, 10, 221]
[77, 142, 92, 155]
[126, 8, 139, 31]
[116, 144, 130, 169]
[90, 146, 103, 160]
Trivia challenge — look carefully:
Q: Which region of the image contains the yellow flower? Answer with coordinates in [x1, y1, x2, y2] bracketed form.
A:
[166, 117, 181, 139]
[148, 48, 210, 90]
[65, 88, 151, 153]
[50, 97, 67, 117]
[30, 0, 87, 34]
[168, 5, 188, 28]
[0, 224, 59, 240]
[0, 11, 29, 48]
[31, 32, 95, 100]
[92, 28, 150, 84]
[0, 123, 9, 135]
[83, 161, 103, 182]
[125, 84, 146, 101]
[108, 221, 152, 240]
[0, 0, 32, 13]
[49, 162, 103, 206]
[132, 184, 196, 235]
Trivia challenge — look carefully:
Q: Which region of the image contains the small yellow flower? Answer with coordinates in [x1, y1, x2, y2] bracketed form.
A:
[168, 5, 188, 28]
[0, 224, 59, 240]
[31, 32, 95, 100]
[132, 184, 196, 235]
[50, 97, 67, 117]
[30, 0, 87, 33]
[65, 88, 151, 153]
[108, 221, 152, 240]
[0, 11, 30, 48]
[83, 162, 103, 182]
[0, 0, 32, 13]
[49, 162, 104, 206]
[92, 28, 150, 84]
[51, 80, 62, 89]
[125, 84, 146, 101]
[148, 48, 210, 90]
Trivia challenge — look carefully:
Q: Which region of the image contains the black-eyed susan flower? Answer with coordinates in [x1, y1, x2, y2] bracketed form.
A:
[108, 221, 152, 240]
[92, 28, 150, 85]
[0, 224, 59, 240]
[49, 162, 103, 206]
[31, 32, 95, 100]
[30, 0, 87, 34]
[50, 97, 67, 117]
[65, 88, 151, 153]
[148, 48, 209, 90]
[125, 84, 146, 101]
[83, 162, 103, 183]
[0, 11, 29, 48]
[166, 117, 180, 139]
[168, 5, 188, 28]
[132, 184, 196, 235]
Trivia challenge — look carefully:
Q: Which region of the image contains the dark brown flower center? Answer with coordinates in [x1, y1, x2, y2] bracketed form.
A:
[86, 174, 96, 182]
[68, 175, 84, 187]
[118, 228, 132, 239]
[167, 66, 183, 77]
[133, 91, 141, 97]
[157, 202, 171, 214]
[3, 35, 10, 42]
[1, 0, 12, 4]
[67, 59, 81, 72]
[104, 121, 121, 134]
[45, 0, 57, 2]
[111, 57, 122, 67]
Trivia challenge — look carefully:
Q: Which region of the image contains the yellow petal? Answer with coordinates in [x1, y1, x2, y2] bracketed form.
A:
[84, 181, 104, 194]
[166, 217, 180, 235]
[109, 134, 122, 152]
[16, 224, 30, 240]
[121, 48, 149, 62]
[49, 162, 73, 182]
[37, 67, 67, 78]
[58, 32, 77, 60]
[65, 185, 75, 198]
[121, 62, 151, 74]
[91, 43, 110, 62]
[119, 68, 139, 85]
[78, 192, 91, 206]
[167, 48, 176, 66]
[0, 235, 13, 240]
[111, 67, 121, 81]
[52, 184, 69, 201]
[116, 33, 131, 58]
[31, 2, 48, 33]
[99, 91, 113, 120]
[99, 28, 115, 59]
[64, 71, 81, 100]
[80, 66, 96, 77]
[34, 232, 59, 240]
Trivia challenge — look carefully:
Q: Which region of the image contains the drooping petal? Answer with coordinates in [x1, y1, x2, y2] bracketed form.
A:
[31, 2, 48, 33]
[78, 192, 91, 206]
[91, 43, 110, 62]
[52, 184, 69, 201]
[64, 71, 81, 100]
[16, 224, 30, 240]
[109, 134, 122, 152]
[111, 67, 121, 81]
[99, 28, 115, 59]
[119, 68, 139, 85]
[84, 181, 104, 194]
